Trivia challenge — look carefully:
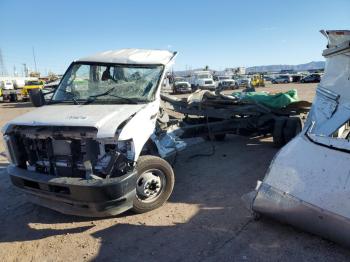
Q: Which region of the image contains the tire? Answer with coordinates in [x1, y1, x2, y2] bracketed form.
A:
[132, 155, 175, 213]
[284, 80, 288, 83]
[9, 94, 17, 102]
[272, 118, 286, 147]
[283, 117, 303, 143]
[29, 89, 45, 107]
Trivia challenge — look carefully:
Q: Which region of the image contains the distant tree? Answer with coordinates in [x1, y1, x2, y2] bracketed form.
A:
[204, 65, 209, 71]
[48, 72, 59, 82]
[29, 71, 40, 77]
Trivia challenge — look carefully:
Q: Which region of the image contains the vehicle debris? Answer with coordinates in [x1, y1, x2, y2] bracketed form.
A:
[161, 89, 310, 146]
[250, 30, 350, 246]
[2, 48, 183, 217]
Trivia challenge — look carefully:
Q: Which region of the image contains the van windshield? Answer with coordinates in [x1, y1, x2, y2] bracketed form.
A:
[52, 62, 164, 104]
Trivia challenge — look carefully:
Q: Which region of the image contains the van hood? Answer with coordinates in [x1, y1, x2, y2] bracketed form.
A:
[3, 104, 145, 138]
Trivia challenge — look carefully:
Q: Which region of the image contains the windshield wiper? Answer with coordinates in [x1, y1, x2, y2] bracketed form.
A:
[83, 87, 139, 105]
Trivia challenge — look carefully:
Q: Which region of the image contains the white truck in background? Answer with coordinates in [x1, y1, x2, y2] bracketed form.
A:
[1, 80, 20, 102]
[189, 71, 215, 91]
[214, 75, 236, 90]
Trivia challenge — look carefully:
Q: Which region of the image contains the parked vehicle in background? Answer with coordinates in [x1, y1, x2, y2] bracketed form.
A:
[2, 80, 14, 90]
[172, 77, 191, 94]
[263, 76, 274, 82]
[214, 75, 236, 89]
[251, 74, 265, 87]
[13, 79, 25, 89]
[1, 80, 20, 102]
[2, 48, 180, 217]
[300, 74, 321, 83]
[21, 80, 45, 100]
[190, 71, 215, 91]
[234, 76, 251, 88]
[272, 75, 292, 84]
[291, 75, 303, 82]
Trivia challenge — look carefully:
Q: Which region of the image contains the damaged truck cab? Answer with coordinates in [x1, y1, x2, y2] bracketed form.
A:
[2, 49, 179, 217]
[252, 30, 350, 246]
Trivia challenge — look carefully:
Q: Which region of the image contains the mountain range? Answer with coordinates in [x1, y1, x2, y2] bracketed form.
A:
[175, 61, 325, 75]
[246, 61, 325, 73]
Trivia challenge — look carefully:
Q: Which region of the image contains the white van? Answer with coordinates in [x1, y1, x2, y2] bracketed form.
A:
[2, 49, 181, 217]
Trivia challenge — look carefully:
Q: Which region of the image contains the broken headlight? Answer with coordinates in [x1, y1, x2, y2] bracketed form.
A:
[117, 139, 135, 161]
[93, 140, 134, 178]
[3, 135, 18, 165]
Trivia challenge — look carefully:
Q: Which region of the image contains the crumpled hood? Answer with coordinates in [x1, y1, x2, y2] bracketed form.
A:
[3, 104, 145, 138]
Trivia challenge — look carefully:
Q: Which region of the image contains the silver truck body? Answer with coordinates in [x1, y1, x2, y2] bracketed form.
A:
[252, 30, 350, 246]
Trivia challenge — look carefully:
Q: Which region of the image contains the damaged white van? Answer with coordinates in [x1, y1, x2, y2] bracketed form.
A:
[251, 30, 350, 246]
[2, 49, 181, 217]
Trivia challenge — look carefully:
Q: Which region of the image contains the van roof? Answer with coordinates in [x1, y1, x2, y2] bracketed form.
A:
[77, 48, 177, 65]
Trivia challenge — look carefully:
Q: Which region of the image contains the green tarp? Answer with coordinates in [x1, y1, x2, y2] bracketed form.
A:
[232, 89, 299, 109]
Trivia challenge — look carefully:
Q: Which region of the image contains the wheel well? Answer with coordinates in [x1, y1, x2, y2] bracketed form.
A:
[140, 139, 159, 156]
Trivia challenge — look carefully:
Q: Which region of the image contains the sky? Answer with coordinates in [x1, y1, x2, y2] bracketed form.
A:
[0, 0, 349, 75]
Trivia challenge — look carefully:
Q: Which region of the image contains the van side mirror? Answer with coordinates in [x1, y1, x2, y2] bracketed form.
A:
[29, 89, 46, 107]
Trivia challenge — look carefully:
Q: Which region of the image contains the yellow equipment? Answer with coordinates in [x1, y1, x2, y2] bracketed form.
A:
[21, 80, 45, 99]
[251, 74, 265, 87]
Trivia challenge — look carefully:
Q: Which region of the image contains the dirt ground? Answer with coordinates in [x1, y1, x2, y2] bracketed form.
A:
[1, 83, 349, 262]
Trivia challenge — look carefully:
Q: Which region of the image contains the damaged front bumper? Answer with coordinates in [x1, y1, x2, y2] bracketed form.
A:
[8, 165, 137, 217]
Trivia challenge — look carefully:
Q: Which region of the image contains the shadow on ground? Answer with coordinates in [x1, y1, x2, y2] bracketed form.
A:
[0, 135, 349, 261]
[0, 101, 33, 108]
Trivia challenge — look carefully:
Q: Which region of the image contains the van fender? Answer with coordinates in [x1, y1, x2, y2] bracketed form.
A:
[118, 100, 160, 161]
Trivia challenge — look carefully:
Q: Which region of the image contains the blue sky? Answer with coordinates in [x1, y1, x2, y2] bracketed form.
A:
[1, 0, 349, 75]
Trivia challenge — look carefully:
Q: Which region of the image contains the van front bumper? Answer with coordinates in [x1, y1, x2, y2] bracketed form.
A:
[7, 165, 137, 217]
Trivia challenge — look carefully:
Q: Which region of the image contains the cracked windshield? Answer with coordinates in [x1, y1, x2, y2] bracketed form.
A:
[52, 63, 163, 103]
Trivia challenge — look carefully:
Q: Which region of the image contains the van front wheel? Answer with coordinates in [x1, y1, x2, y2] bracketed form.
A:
[132, 156, 175, 213]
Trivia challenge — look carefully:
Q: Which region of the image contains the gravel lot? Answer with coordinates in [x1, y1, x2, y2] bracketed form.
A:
[1, 83, 349, 262]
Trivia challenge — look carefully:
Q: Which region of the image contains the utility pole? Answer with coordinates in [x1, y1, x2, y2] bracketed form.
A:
[0, 48, 8, 76]
[32, 46, 37, 72]
[22, 63, 28, 77]
[13, 65, 17, 76]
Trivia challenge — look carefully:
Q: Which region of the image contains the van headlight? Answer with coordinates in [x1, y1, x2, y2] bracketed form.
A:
[117, 139, 135, 161]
